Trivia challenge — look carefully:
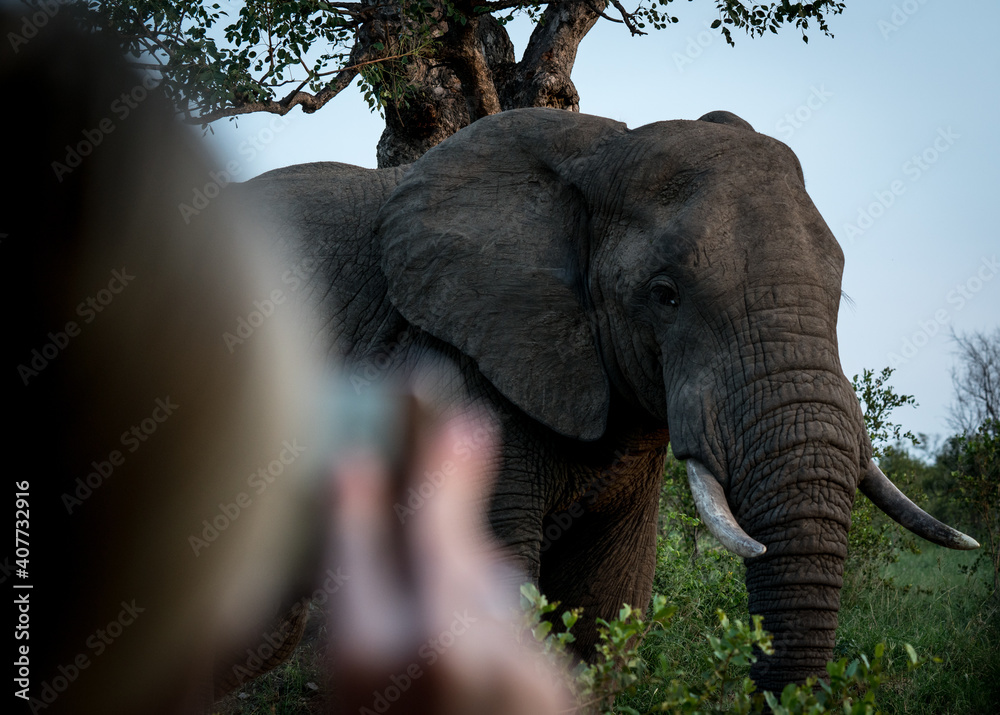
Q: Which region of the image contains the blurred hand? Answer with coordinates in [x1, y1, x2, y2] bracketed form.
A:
[325, 405, 571, 715]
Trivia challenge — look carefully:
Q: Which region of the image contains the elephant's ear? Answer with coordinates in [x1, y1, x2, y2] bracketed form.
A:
[377, 108, 627, 441]
[698, 110, 755, 132]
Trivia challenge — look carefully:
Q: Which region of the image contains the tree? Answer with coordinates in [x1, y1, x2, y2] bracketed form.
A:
[946, 328, 1000, 596]
[847, 367, 920, 583]
[952, 419, 999, 596]
[80, 0, 845, 166]
[851, 366, 919, 460]
[949, 328, 1000, 435]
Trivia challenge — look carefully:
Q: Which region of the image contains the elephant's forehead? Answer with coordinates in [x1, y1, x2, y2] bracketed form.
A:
[606, 126, 821, 235]
[605, 184, 841, 291]
[614, 171, 819, 252]
[619, 120, 804, 189]
[616, 191, 841, 275]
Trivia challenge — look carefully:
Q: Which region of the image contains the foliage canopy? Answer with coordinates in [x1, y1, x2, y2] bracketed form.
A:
[77, 0, 846, 164]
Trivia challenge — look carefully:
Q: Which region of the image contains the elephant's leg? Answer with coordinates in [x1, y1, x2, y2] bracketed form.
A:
[487, 461, 552, 584]
[538, 448, 667, 659]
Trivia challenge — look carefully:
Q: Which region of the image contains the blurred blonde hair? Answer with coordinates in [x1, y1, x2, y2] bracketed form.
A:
[4, 11, 327, 712]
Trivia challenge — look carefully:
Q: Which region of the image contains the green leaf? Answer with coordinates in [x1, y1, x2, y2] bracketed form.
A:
[520, 582, 540, 601]
[533, 621, 552, 640]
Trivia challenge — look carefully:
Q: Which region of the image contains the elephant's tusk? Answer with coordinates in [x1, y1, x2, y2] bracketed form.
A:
[859, 459, 980, 550]
[686, 460, 767, 559]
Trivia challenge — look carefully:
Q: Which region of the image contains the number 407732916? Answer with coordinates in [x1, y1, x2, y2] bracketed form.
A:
[15, 480, 29, 578]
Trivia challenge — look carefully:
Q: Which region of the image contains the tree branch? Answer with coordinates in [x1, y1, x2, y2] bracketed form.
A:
[506, 0, 605, 111]
[440, 8, 502, 120]
[190, 66, 359, 123]
[607, 0, 647, 36]
[188, 79, 356, 123]
[584, 0, 625, 25]
[949, 329, 1000, 433]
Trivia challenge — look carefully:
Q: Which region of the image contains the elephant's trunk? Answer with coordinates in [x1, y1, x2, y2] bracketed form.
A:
[680, 400, 860, 688]
[722, 366, 863, 691]
[745, 551, 846, 690]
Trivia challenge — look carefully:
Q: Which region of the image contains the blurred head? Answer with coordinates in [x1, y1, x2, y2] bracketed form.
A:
[5, 11, 327, 712]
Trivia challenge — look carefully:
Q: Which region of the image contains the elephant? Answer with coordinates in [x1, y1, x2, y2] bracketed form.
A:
[246, 107, 977, 691]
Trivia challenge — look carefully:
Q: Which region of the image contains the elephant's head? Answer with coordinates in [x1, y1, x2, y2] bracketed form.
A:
[375, 108, 976, 689]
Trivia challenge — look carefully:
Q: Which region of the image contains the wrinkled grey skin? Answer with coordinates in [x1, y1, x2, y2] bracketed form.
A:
[249, 108, 869, 690]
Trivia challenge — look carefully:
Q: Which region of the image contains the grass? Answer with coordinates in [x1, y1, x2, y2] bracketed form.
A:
[611, 538, 753, 711]
[607, 521, 999, 714]
[210, 603, 327, 715]
[210, 527, 997, 714]
[837, 547, 999, 714]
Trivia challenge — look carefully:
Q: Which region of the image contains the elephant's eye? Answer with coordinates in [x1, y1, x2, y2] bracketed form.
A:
[650, 282, 679, 308]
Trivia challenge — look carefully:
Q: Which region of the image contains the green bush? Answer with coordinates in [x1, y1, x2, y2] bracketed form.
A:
[952, 419, 1000, 596]
[519, 583, 922, 714]
[656, 447, 747, 625]
[846, 368, 923, 588]
[516, 432, 931, 714]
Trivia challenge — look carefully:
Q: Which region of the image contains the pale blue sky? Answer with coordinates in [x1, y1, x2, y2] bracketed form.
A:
[201, 1, 1000, 445]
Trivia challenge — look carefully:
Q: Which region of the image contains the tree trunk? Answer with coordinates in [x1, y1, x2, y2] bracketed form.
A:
[366, 1, 606, 167]
[502, 0, 603, 112]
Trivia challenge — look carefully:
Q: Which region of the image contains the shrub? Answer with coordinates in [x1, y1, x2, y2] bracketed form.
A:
[952, 419, 1000, 596]
[518, 584, 923, 714]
